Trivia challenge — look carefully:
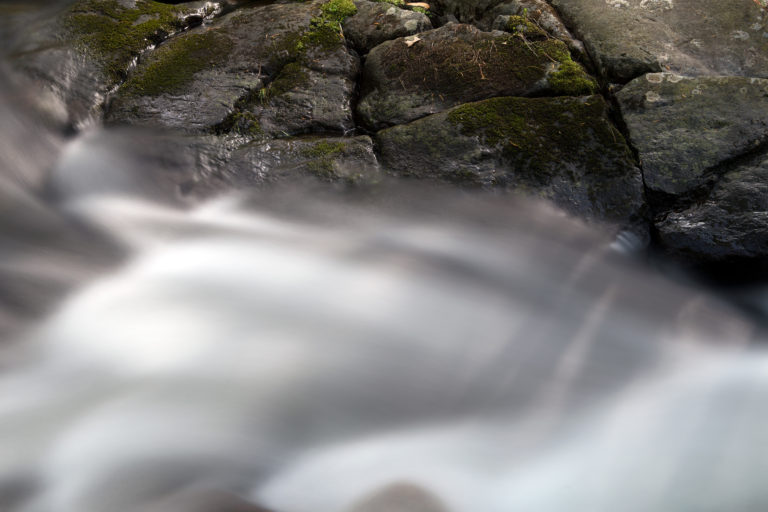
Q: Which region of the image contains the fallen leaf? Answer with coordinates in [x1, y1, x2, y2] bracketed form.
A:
[404, 35, 421, 47]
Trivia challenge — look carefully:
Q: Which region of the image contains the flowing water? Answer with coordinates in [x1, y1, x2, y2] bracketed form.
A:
[2, 2, 768, 512]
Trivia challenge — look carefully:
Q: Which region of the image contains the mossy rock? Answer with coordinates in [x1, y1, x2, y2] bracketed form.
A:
[63, 0, 198, 84]
[108, 0, 360, 135]
[357, 23, 595, 129]
[227, 135, 382, 186]
[376, 95, 644, 223]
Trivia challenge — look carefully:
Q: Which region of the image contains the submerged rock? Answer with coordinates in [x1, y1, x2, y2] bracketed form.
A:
[357, 23, 596, 129]
[550, 0, 768, 82]
[108, 0, 360, 137]
[342, 0, 432, 54]
[376, 95, 644, 223]
[656, 157, 768, 261]
[616, 73, 768, 198]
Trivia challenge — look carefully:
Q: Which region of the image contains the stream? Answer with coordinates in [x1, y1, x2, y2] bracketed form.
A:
[2, 1, 768, 511]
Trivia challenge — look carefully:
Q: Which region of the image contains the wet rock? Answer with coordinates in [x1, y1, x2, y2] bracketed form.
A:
[357, 24, 596, 129]
[108, 0, 360, 137]
[226, 135, 381, 186]
[550, 0, 768, 83]
[656, 157, 768, 261]
[479, 0, 586, 58]
[342, 0, 432, 54]
[376, 95, 644, 223]
[6, 0, 206, 129]
[616, 73, 768, 198]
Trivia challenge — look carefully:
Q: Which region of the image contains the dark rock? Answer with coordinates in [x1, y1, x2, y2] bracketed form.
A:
[342, 0, 432, 54]
[357, 23, 596, 129]
[550, 0, 768, 82]
[431, 0, 505, 22]
[226, 135, 381, 186]
[479, 0, 586, 58]
[6, 0, 207, 129]
[108, 0, 360, 137]
[376, 95, 644, 223]
[656, 157, 768, 261]
[616, 73, 768, 198]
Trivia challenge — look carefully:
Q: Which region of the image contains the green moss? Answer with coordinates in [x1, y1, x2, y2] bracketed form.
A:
[447, 96, 632, 183]
[320, 0, 357, 22]
[374, 0, 405, 6]
[268, 62, 310, 98]
[412, 6, 429, 14]
[301, 140, 348, 179]
[302, 141, 347, 158]
[63, 0, 189, 83]
[121, 30, 233, 96]
[213, 110, 263, 136]
[548, 59, 598, 96]
[506, 15, 547, 39]
[381, 31, 575, 99]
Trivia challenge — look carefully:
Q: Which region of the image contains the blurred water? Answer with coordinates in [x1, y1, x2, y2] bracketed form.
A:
[1, 3, 768, 512]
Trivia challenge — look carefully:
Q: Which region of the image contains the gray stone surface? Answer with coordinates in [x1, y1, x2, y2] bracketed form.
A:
[342, 0, 432, 54]
[376, 95, 644, 223]
[357, 23, 595, 130]
[616, 73, 768, 198]
[550, 0, 768, 82]
[656, 157, 768, 261]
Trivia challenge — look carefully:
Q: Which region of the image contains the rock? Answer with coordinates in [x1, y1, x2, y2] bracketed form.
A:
[616, 73, 768, 198]
[357, 24, 596, 129]
[550, 0, 768, 82]
[6, 0, 206, 129]
[226, 135, 381, 186]
[108, 0, 360, 137]
[342, 0, 432, 54]
[479, 0, 586, 59]
[376, 95, 644, 223]
[431, 0, 504, 22]
[656, 157, 768, 261]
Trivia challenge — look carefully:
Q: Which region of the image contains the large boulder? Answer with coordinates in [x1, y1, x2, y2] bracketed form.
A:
[550, 0, 768, 82]
[5, 0, 207, 129]
[342, 0, 432, 54]
[376, 95, 644, 223]
[656, 157, 768, 261]
[357, 23, 596, 129]
[616, 73, 768, 199]
[108, 0, 360, 137]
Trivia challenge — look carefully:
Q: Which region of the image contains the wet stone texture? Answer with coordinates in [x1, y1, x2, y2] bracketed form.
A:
[376, 95, 644, 224]
[616, 73, 768, 198]
[550, 0, 768, 83]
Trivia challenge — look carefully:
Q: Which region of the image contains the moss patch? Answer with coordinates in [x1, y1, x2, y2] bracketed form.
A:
[380, 27, 575, 100]
[63, 0, 189, 83]
[121, 30, 233, 96]
[506, 15, 548, 39]
[447, 96, 631, 183]
[549, 59, 597, 96]
[302, 140, 347, 158]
